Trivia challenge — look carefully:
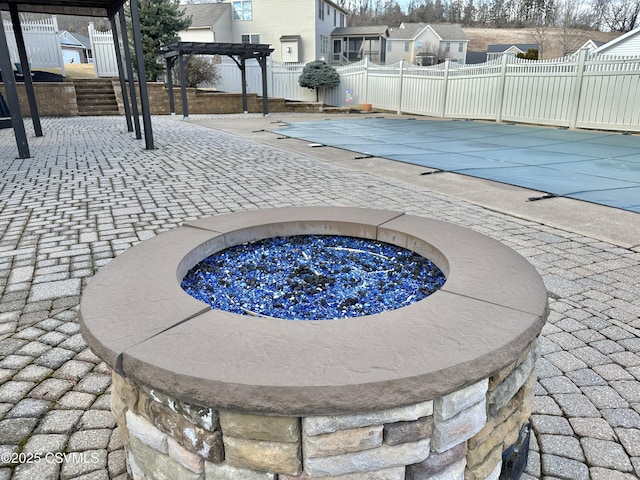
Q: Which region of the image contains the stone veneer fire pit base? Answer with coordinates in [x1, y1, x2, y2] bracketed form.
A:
[79, 207, 548, 480]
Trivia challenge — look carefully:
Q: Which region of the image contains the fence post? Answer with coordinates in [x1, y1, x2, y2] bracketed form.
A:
[397, 59, 404, 114]
[440, 60, 450, 118]
[495, 54, 509, 123]
[569, 48, 588, 130]
[363, 57, 369, 104]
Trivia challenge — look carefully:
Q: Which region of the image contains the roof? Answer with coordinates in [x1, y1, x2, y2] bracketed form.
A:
[389, 22, 427, 39]
[487, 43, 538, 53]
[180, 2, 229, 29]
[389, 23, 468, 41]
[59, 31, 90, 48]
[0, 0, 126, 18]
[428, 24, 468, 41]
[332, 25, 389, 37]
[593, 27, 640, 54]
[466, 51, 487, 64]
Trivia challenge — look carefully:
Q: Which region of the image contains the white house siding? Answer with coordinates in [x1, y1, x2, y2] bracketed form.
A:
[180, 28, 215, 43]
[595, 30, 640, 56]
[231, 0, 341, 63]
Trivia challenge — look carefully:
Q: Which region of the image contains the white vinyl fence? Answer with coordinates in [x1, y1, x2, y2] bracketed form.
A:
[88, 23, 118, 78]
[3, 17, 65, 75]
[214, 50, 640, 132]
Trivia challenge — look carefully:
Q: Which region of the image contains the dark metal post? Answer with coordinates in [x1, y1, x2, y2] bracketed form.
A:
[118, 7, 141, 139]
[165, 56, 176, 115]
[110, 16, 133, 132]
[9, 3, 42, 137]
[258, 55, 269, 116]
[129, 0, 154, 149]
[0, 17, 29, 158]
[240, 57, 248, 113]
[178, 52, 189, 118]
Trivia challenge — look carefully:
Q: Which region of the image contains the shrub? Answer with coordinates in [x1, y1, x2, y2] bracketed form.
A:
[298, 60, 340, 102]
[175, 56, 220, 88]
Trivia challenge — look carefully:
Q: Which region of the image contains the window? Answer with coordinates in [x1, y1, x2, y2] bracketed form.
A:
[445, 42, 451, 52]
[340, 13, 345, 27]
[416, 41, 423, 50]
[233, 0, 252, 20]
[387, 41, 392, 52]
[458, 42, 463, 53]
[318, 1, 324, 20]
[334, 8, 337, 26]
[404, 42, 409, 52]
[320, 34, 329, 55]
[241, 34, 260, 44]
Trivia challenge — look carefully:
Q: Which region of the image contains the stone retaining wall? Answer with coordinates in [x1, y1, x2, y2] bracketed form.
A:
[1, 81, 321, 117]
[0, 81, 79, 116]
[111, 339, 538, 480]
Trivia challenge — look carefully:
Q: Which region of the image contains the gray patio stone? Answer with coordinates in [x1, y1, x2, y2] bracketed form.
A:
[5, 398, 51, 418]
[530, 415, 574, 436]
[35, 409, 84, 434]
[537, 434, 585, 462]
[582, 385, 629, 409]
[566, 368, 607, 386]
[539, 376, 580, 394]
[600, 408, 640, 428]
[581, 438, 634, 471]
[541, 454, 589, 480]
[553, 393, 601, 417]
[569, 417, 617, 441]
[593, 364, 635, 381]
[589, 468, 638, 479]
[29, 279, 81, 301]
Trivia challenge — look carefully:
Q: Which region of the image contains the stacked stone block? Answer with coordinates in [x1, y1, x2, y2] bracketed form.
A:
[111, 348, 537, 480]
[465, 340, 539, 480]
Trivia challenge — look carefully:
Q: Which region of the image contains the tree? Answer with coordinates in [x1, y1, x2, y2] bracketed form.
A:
[176, 56, 220, 88]
[590, 0, 640, 32]
[298, 60, 341, 103]
[556, 0, 590, 56]
[130, 0, 191, 81]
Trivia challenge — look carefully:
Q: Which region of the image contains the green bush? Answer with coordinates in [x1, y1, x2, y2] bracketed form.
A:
[298, 60, 340, 102]
[517, 49, 539, 60]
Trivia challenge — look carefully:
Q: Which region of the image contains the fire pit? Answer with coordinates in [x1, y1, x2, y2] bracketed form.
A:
[79, 207, 548, 479]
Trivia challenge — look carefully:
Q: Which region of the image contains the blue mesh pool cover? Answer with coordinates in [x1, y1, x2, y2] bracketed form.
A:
[275, 118, 640, 213]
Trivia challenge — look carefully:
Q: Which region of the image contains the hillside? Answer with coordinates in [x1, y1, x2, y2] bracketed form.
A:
[463, 27, 623, 59]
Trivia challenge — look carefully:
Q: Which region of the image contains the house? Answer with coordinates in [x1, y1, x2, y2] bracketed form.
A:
[577, 39, 605, 53]
[486, 44, 539, 61]
[592, 27, 640, 55]
[466, 51, 487, 64]
[387, 23, 468, 65]
[59, 30, 91, 64]
[179, 2, 232, 43]
[177, 0, 348, 63]
[330, 25, 388, 64]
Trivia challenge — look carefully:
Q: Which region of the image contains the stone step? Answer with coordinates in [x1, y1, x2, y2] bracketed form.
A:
[74, 79, 119, 116]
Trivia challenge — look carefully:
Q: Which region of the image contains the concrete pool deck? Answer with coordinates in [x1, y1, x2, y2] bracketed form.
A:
[0, 113, 639, 479]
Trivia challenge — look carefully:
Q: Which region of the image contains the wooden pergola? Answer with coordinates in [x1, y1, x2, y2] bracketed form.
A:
[0, 0, 154, 158]
[159, 41, 274, 118]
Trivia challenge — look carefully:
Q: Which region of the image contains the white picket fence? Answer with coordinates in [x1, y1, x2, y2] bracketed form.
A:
[215, 51, 640, 132]
[3, 17, 65, 75]
[88, 23, 118, 78]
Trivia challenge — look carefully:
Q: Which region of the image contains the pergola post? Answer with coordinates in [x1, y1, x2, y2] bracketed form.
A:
[110, 15, 133, 132]
[240, 57, 248, 114]
[258, 54, 269, 116]
[165, 56, 176, 115]
[129, 0, 154, 149]
[178, 52, 189, 118]
[9, 3, 42, 137]
[0, 16, 29, 158]
[118, 7, 141, 139]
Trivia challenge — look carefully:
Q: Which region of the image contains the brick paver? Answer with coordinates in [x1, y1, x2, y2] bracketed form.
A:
[1, 115, 639, 479]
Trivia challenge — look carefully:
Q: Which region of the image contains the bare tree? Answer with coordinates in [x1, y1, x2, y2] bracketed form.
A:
[530, 0, 557, 59]
[556, 0, 589, 56]
[590, 0, 640, 32]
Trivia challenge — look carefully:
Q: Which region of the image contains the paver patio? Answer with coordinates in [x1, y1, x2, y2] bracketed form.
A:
[0, 114, 639, 480]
